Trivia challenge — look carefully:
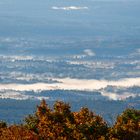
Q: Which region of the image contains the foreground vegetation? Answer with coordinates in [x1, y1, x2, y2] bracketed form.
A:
[0, 100, 140, 140]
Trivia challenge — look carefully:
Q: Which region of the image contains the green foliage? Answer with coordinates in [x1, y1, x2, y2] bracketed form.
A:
[24, 114, 39, 133]
[109, 108, 140, 140]
[121, 108, 140, 122]
[74, 107, 108, 139]
[0, 120, 7, 128]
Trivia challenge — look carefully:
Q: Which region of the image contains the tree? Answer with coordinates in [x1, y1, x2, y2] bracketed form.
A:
[0, 100, 139, 140]
[109, 108, 140, 140]
[0, 125, 38, 140]
[25, 100, 108, 140]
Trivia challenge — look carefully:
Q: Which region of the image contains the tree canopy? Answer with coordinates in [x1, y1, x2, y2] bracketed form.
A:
[0, 100, 140, 140]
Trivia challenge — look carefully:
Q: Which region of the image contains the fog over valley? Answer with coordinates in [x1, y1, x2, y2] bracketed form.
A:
[0, 0, 140, 123]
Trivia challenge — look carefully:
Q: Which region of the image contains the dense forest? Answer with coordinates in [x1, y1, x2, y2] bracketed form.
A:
[0, 100, 140, 140]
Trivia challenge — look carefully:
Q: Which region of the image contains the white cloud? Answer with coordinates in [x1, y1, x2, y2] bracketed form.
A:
[83, 49, 96, 56]
[0, 77, 140, 92]
[0, 55, 34, 61]
[52, 6, 88, 11]
[0, 77, 140, 100]
[137, 49, 140, 53]
[0, 90, 49, 100]
[101, 92, 137, 101]
[0, 37, 15, 43]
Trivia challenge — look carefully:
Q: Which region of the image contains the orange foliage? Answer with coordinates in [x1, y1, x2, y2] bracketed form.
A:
[0, 125, 38, 140]
[35, 100, 108, 140]
[0, 100, 139, 140]
[109, 108, 140, 140]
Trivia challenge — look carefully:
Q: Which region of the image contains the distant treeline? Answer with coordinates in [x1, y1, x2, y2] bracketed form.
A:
[0, 100, 140, 140]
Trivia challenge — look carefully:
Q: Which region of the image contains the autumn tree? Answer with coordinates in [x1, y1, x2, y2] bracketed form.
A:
[109, 108, 140, 140]
[0, 100, 139, 140]
[0, 125, 38, 140]
[24, 100, 108, 140]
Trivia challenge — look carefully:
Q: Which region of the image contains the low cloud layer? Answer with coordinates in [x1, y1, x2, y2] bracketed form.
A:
[101, 92, 137, 101]
[0, 91, 49, 100]
[83, 49, 96, 56]
[52, 6, 88, 11]
[0, 77, 140, 91]
[0, 77, 140, 100]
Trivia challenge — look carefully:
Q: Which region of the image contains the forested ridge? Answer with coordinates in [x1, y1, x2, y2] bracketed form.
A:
[0, 100, 140, 140]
